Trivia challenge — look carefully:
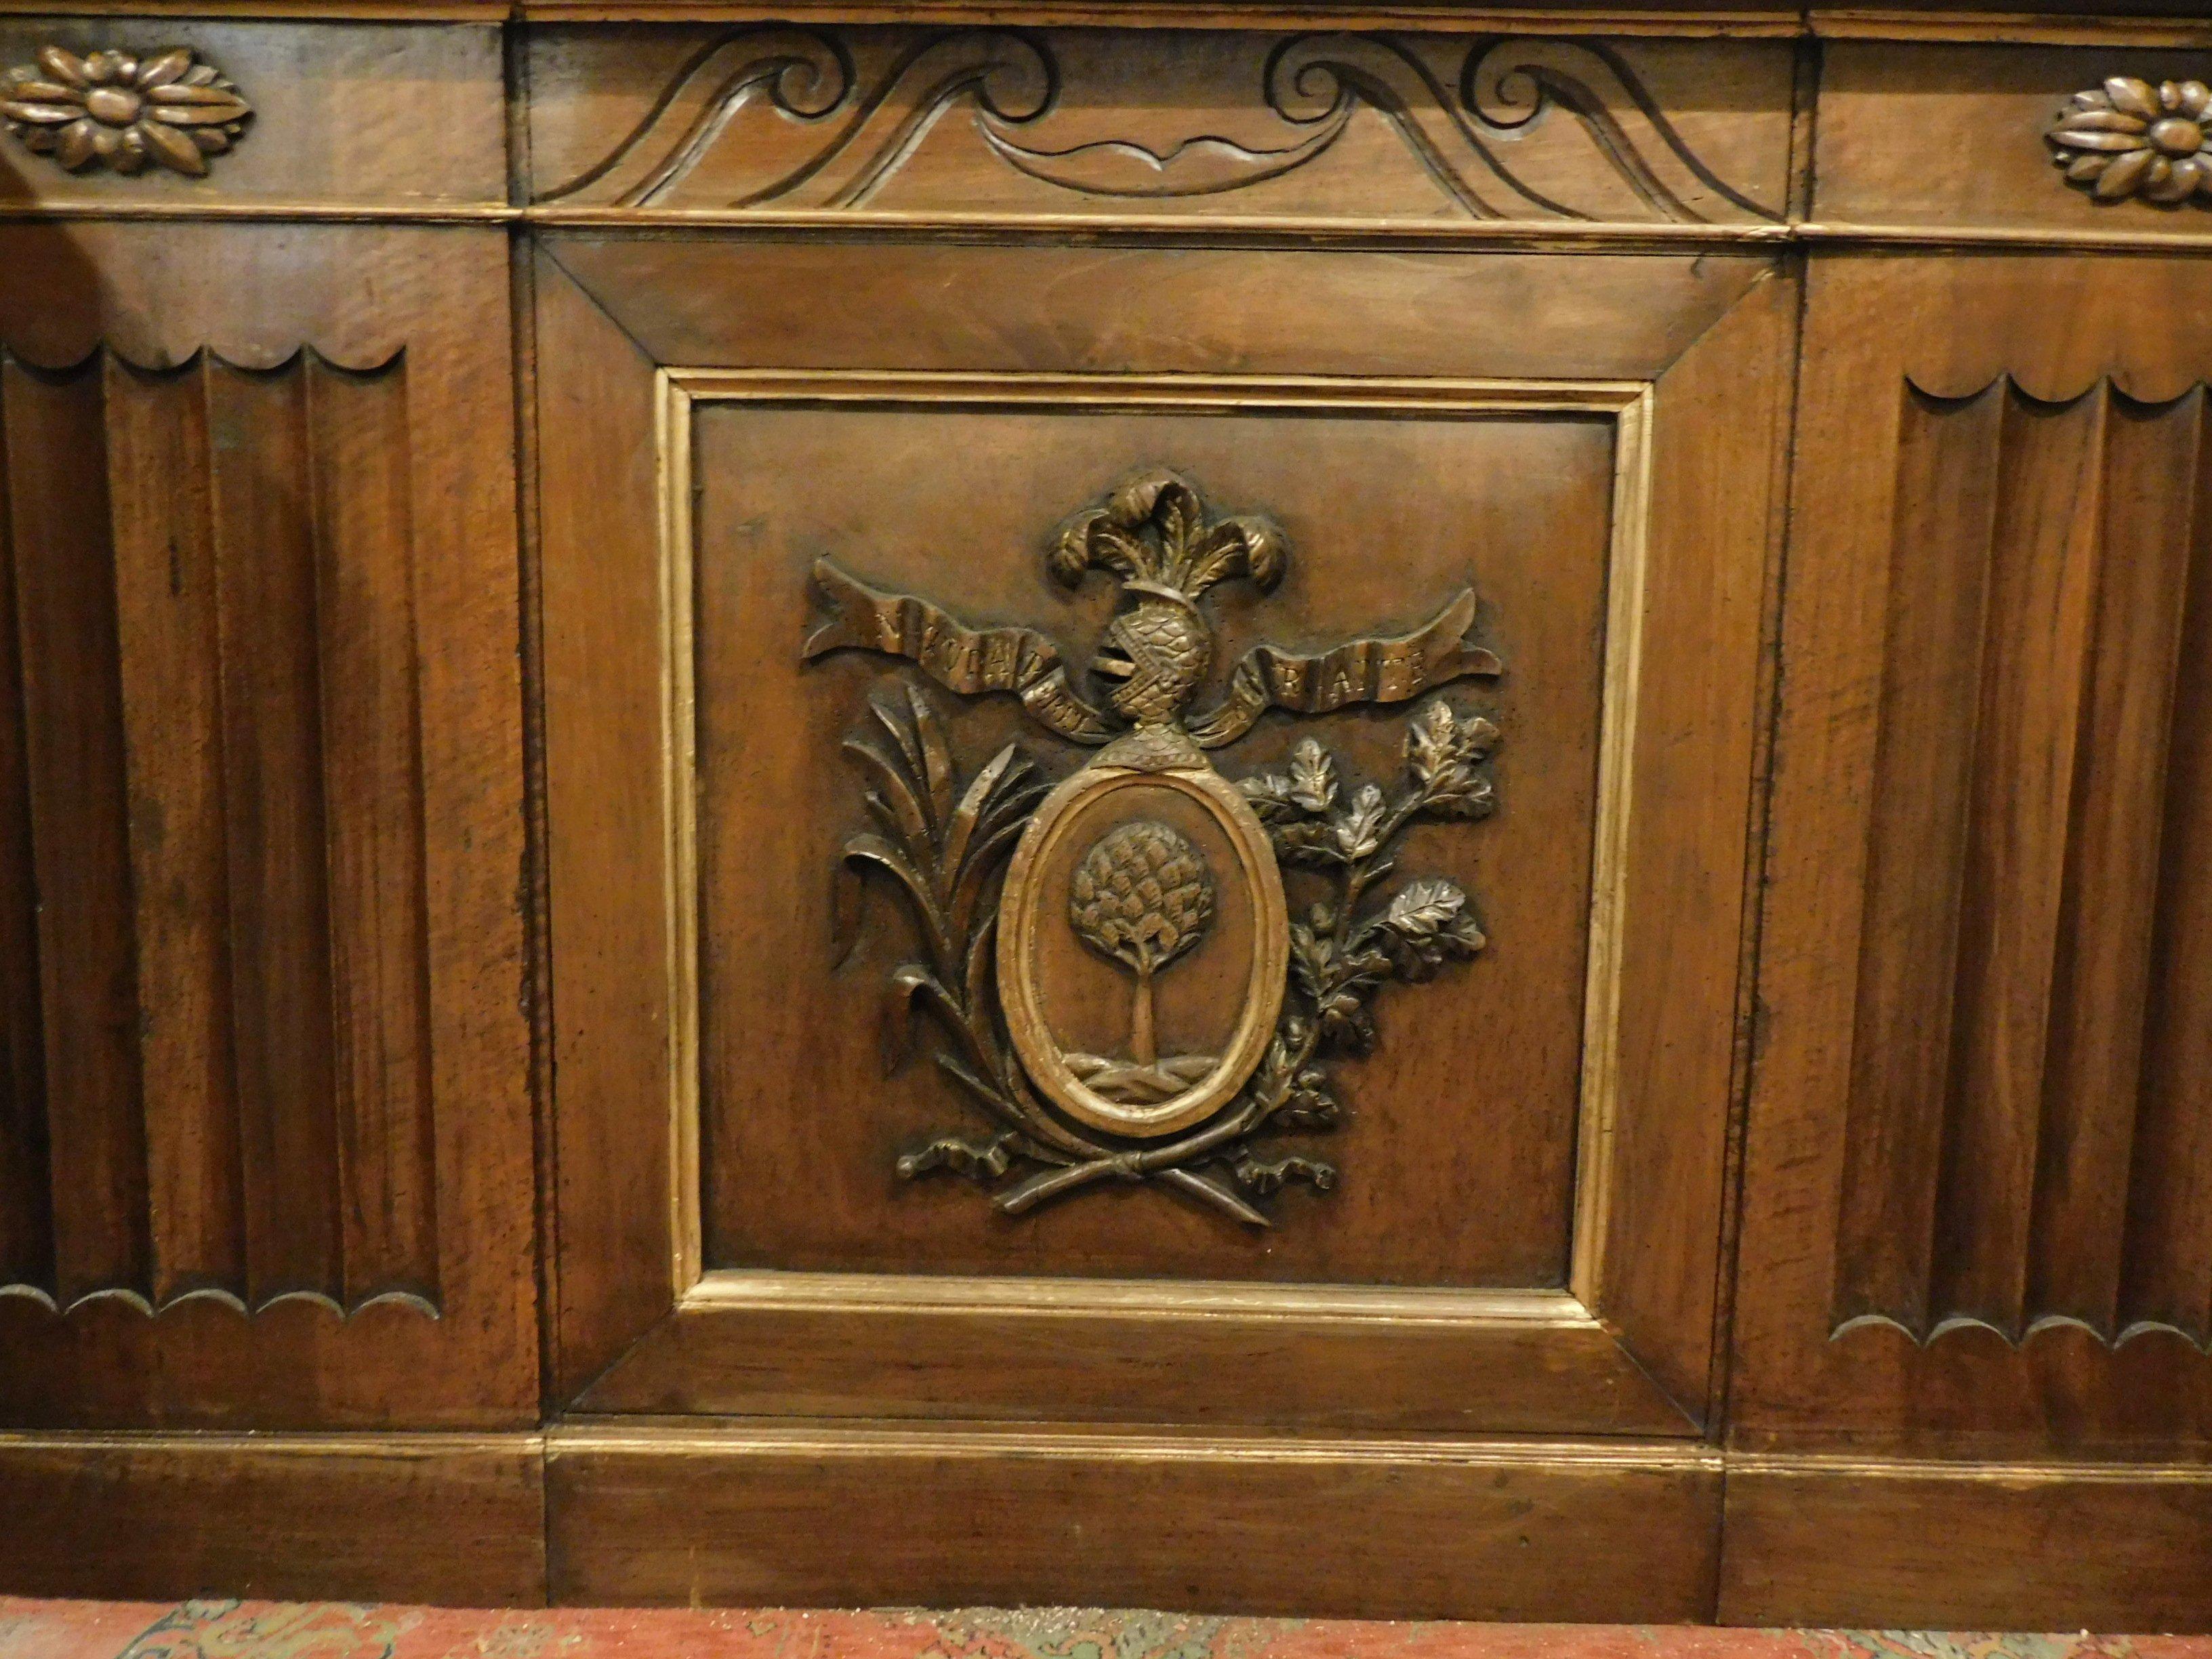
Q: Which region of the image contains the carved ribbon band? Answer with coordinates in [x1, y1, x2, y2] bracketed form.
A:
[1187, 590, 1500, 747]
[804, 559, 1119, 743]
[807, 558, 1501, 751]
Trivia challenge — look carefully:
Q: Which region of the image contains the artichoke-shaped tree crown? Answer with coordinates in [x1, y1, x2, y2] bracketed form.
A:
[1069, 819, 1216, 1072]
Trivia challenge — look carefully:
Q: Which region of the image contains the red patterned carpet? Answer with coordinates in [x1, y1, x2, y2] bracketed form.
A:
[3, 1605, 2211, 1659]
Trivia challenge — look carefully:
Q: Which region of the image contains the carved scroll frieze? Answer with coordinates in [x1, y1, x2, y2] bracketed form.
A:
[535, 27, 1784, 225]
[2, 47, 250, 178]
[2048, 77, 2211, 206]
[807, 472, 1502, 1225]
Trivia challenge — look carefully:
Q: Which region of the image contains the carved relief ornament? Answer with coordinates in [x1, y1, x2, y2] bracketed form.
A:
[2, 46, 249, 176]
[2049, 76, 2211, 205]
[541, 28, 1779, 224]
[805, 472, 1504, 1225]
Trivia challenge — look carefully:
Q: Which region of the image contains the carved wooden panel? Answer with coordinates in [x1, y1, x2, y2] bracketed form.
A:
[1834, 377, 2212, 1353]
[0, 223, 532, 1428]
[538, 237, 1788, 1437]
[1814, 43, 2212, 238]
[0, 345, 436, 1316]
[1734, 255, 2212, 1450]
[0, 20, 503, 210]
[526, 27, 1793, 227]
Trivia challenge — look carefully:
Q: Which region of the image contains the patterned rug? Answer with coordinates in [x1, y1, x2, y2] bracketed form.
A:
[3, 1603, 2210, 1659]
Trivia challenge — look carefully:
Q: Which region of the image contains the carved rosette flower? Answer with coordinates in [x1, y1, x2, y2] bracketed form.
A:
[2, 47, 251, 177]
[2047, 76, 2211, 205]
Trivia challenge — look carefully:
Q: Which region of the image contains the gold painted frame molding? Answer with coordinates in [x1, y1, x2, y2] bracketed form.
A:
[648, 367, 1653, 1340]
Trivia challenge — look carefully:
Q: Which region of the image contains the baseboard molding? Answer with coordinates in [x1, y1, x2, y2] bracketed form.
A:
[1719, 1451, 2212, 1629]
[5, 1427, 2211, 1625]
[0, 1432, 548, 1606]
[546, 1423, 1723, 1619]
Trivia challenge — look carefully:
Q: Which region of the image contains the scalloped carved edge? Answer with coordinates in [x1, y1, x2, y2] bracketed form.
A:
[537, 26, 1782, 224]
[1904, 370, 2212, 412]
[0, 340, 406, 377]
[1832, 1310, 2211, 1353]
[0, 1282, 441, 1320]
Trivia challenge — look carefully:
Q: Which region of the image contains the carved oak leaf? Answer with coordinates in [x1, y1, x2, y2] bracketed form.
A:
[1377, 876, 1486, 981]
[1333, 784, 1388, 861]
[2, 47, 250, 177]
[2048, 76, 2212, 205]
[1288, 737, 1339, 813]
[1407, 701, 1501, 819]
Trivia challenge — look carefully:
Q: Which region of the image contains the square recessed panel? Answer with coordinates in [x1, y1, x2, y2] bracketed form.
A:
[689, 392, 1617, 1288]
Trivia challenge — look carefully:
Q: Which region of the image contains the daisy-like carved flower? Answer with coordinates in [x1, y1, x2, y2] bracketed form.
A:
[2, 47, 251, 178]
[2048, 75, 2211, 205]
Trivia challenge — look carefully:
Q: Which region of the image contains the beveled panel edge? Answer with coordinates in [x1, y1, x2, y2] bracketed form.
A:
[679, 1269, 1603, 1327]
[548, 1418, 1717, 1460]
[9, 1, 2212, 45]
[7, 201, 2211, 253]
[657, 368, 1651, 1330]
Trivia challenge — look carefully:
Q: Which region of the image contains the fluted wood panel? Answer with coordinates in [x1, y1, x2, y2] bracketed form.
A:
[0, 348, 438, 1318]
[1834, 377, 2212, 1351]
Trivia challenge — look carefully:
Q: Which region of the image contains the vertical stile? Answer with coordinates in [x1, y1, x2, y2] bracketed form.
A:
[0, 352, 54, 1296]
[104, 352, 247, 1306]
[1, 352, 151, 1305]
[207, 354, 346, 1308]
[1837, 380, 2003, 1336]
[1932, 382, 2106, 1338]
[306, 351, 440, 1306]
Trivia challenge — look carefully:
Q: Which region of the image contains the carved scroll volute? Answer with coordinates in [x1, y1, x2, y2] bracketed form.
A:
[2, 47, 251, 177]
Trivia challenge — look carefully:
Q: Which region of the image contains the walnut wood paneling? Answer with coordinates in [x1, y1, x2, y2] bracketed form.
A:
[540, 237, 1782, 1435]
[1720, 1454, 2212, 1629]
[0, 223, 531, 1429]
[1813, 44, 2212, 239]
[548, 1425, 1722, 1618]
[0, 1431, 546, 1605]
[0, 347, 437, 1318]
[1735, 255, 2212, 1450]
[526, 28, 1793, 228]
[1832, 377, 2212, 1351]
[2, 353, 148, 1306]
[0, 20, 505, 210]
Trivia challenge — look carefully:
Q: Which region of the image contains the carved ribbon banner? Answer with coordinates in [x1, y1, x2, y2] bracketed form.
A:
[803, 559, 1118, 744]
[1188, 590, 1502, 748]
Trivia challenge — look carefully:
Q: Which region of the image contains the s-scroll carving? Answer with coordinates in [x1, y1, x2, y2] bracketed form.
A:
[541, 28, 1780, 224]
[806, 471, 1504, 1225]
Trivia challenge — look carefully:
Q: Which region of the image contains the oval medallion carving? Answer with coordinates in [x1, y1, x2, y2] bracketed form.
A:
[999, 756, 1288, 1139]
